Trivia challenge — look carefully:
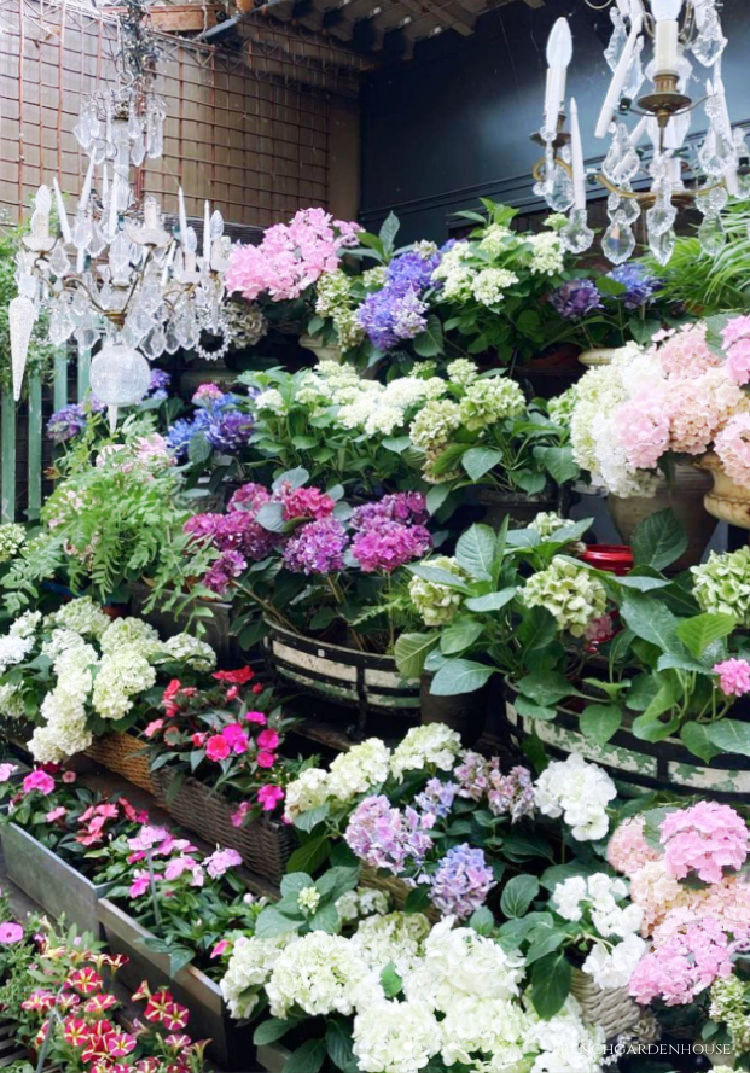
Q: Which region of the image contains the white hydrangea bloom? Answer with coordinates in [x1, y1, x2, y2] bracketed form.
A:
[254, 388, 287, 414]
[296, 886, 321, 914]
[91, 645, 156, 721]
[9, 611, 41, 638]
[327, 738, 391, 802]
[353, 999, 442, 1073]
[220, 935, 290, 1020]
[478, 224, 512, 258]
[439, 995, 530, 1069]
[41, 628, 88, 662]
[335, 886, 391, 925]
[100, 617, 161, 656]
[350, 912, 431, 977]
[161, 633, 216, 671]
[583, 933, 647, 989]
[389, 723, 462, 780]
[265, 932, 378, 1019]
[551, 876, 588, 921]
[0, 633, 35, 675]
[0, 683, 26, 721]
[446, 359, 479, 386]
[470, 267, 519, 306]
[31, 681, 92, 763]
[283, 767, 330, 823]
[534, 753, 616, 841]
[47, 597, 110, 639]
[528, 231, 564, 275]
[528, 996, 606, 1073]
[383, 378, 435, 410]
[431, 242, 473, 301]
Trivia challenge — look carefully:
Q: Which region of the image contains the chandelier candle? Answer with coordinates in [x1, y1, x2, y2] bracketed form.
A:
[652, 0, 682, 74]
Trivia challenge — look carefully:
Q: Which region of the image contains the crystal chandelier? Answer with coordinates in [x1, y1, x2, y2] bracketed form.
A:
[11, 85, 233, 424]
[533, 0, 745, 265]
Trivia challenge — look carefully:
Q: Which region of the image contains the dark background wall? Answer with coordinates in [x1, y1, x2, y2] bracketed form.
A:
[359, 0, 750, 242]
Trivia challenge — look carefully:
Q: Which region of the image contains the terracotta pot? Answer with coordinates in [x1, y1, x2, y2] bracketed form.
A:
[608, 463, 716, 570]
[698, 451, 750, 531]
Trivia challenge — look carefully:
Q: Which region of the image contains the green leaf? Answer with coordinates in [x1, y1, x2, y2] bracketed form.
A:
[526, 926, 567, 964]
[632, 508, 687, 571]
[539, 446, 579, 485]
[430, 658, 494, 695]
[462, 447, 504, 482]
[309, 902, 339, 934]
[408, 563, 470, 590]
[531, 952, 571, 1019]
[425, 485, 450, 514]
[500, 874, 540, 919]
[326, 1020, 358, 1073]
[379, 210, 400, 255]
[294, 804, 331, 834]
[469, 906, 495, 935]
[465, 588, 516, 613]
[455, 524, 496, 580]
[680, 722, 722, 764]
[382, 437, 412, 455]
[380, 962, 403, 999]
[616, 575, 670, 592]
[255, 501, 287, 533]
[513, 469, 547, 496]
[676, 613, 736, 659]
[254, 1018, 295, 1045]
[514, 697, 557, 721]
[255, 907, 297, 939]
[515, 670, 571, 707]
[403, 885, 432, 913]
[188, 432, 211, 465]
[284, 1038, 326, 1073]
[280, 873, 313, 898]
[579, 703, 622, 745]
[705, 719, 750, 758]
[440, 617, 483, 655]
[273, 466, 309, 491]
[394, 633, 437, 680]
[286, 835, 330, 876]
[412, 315, 443, 357]
[621, 593, 681, 652]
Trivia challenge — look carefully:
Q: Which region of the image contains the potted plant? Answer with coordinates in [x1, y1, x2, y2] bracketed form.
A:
[94, 822, 260, 1069]
[141, 667, 302, 883]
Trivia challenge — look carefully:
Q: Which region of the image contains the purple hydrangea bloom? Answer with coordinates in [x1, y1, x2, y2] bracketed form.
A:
[391, 289, 428, 341]
[429, 844, 495, 920]
[607, 263, 663, 310]
[46, 399, 106, 443]
[184, 510, 277, 561]
[454, 752, 490, 802]
[351, 520, 431, 573]
[166, 411, 212, 456]
[357, 247, 441, 351]
[147, 368, 171, 401]
[487, 764, 535, 821]
[387, 248, 442, 291]
[282, 517, 348, 574]
[549, 279, 603, 319]
[206, 409, 254, 452]
[351, 492, 428, 531]
[415, 779, 458, 825]
[203, 549, 246, 595]
[344, 795, 433, 874]
[227, 483, 270, 513]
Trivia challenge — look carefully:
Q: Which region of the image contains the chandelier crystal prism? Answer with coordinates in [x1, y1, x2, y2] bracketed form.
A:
[12, 77, 233, 414]
[533, 0, 743, 266]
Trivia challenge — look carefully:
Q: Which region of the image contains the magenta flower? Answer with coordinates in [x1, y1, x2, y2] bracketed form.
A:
[350, 520, 431, 573]
[257, 750, 276, 769]
[22, 770, 55, 796]
[227, 483, 270, 514]
[192, 383, 225, 403]
[714, 658, 750, 698]
[351, 493, 428, 530]
[221, 723, 250, 755]
[128, 826, 170, 853]
[257, 728, 280, 750]
[211, 939, 230, 958]
[231, 801, 253, 827]
[0, 922, 23, 944]
[282, 517, 348, 574]
[205, 734, 231, 762]
[245, 711, 267, 726]
[129, 870, 152, 898]
[278, 483, 336, 522]
[660, 802, 749, 884]
[258, 785, 285, 811]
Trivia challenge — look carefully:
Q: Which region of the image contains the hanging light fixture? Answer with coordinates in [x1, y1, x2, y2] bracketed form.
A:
[532, 0, 744, 265]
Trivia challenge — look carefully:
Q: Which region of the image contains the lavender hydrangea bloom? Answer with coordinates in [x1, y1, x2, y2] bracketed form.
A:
[487, 763, 535, 821]
[387, 248, 441, 291]
[203, 549, 246, 595]
[282, 517, 349, 574]
[429, 843, 495, 919]
[607, 263, 663, 310]
[391, 289, 428, 341]
[46, 399, 106, 443]
[206, 409, 254, 452]
[357, 247, 441, 351]
[147, 368, 171, 401]
[549, 279, 603, 319]
[351, 492, 428, 531]
[415, 779, 458, 825]
[344, 795, 433, 874]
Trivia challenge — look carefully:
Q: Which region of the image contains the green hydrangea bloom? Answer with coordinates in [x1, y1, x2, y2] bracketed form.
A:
[0, 523, 26, 563]
[522, 556, 606, 637]
[691, 548, 750, 624]
[457, 378, 525, 431]
[408, 556, 469, 627]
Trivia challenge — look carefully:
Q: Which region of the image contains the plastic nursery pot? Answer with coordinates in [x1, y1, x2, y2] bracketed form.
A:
[578, 544, 634, 576]
[419, 674, 490, 746]
[0, 823, 112, 933]
[97, 898, 251, 1071]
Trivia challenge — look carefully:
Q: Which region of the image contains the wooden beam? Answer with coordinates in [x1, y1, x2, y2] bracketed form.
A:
[147, 4, 218, 32]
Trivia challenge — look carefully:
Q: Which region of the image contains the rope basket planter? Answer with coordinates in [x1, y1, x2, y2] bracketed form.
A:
[84, 731, 161, 798]
[502, 693, 750, 802]
[359, 865, 439, 922]
[263, 619, 420, 732]
[570, 968, 645, 1040]
[151, 770, 295, 884]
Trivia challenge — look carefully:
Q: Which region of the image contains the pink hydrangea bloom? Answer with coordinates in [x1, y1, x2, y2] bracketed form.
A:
[278, 483, 335, 522]
[192, 383, 224, 403]
[714, 658, 750, 697]
[725, 338, 750, 386]
[656, 324, 720, 379]
[258, 784, 284, 811]
[616, 390, 671, 469]
[628, 860, 693, 935]
[607, 816, 660, 877]
[659, 801, 749, 884]
[225, 208, 362, 302]
[629, 913, 734, 1006]
[350, 521, 431, 573]
[22, 770, 55, 796]
[667, 372, 737, 455]
[715, 412, 750, 488]
[722, 315, 750, 349]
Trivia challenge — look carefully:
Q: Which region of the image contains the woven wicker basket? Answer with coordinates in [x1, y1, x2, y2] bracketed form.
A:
[359, 865, 439, 921]
[152, 770, 295, 885]
[570, 967, 644, 1039]
[85, 732, 160, 798]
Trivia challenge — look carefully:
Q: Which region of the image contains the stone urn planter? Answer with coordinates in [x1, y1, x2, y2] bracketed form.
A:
[0, 824, 112, 932]
[98, 898, 251, 1070]
[608, 463, 716, 570]
[698, 451, 750, 531]
[299, 334, 342, 363]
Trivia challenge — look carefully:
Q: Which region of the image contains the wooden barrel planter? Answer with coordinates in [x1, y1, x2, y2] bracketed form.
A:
[502, 694, 750, 802]
[262, 620, 420, 735]
[151, 770, 295, 885]
[84, 731, 161, 798]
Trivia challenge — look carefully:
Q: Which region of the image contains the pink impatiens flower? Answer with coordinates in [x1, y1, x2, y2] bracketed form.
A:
[231, 801, 252, 828]
[210, 939, 230, 958]
[144, 718, 164, 739]
[245, 711, 267, 726]
[258, 785, 284, 812]
[129, 870, 152, 898]
[205, 735, 231, 762]
[204, 848, 242, 878]
[256, 750, 276, 769]
[0, 763, 18, 782]
[22, 770, 55, 795]
[128, 826, 170, 853]
[0, 922, 23, 944]
[46, 807, 66, 823]
[714, 658, 750, 698]
[659, 801, 749, 884]
[257, 728, 280, 750]
[221, 723, 250, 755]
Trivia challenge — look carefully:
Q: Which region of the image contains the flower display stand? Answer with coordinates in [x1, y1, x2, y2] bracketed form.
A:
[0, 824, 112, 933]
[151, 770, 295, 884]
[503, 697, 750, 802]
[263, 619, 420, 735]
[98, 898, 251, 1071]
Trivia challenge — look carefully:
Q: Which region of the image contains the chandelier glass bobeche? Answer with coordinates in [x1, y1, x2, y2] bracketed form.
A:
[11, 81, 233, 424]
[534, 0, 746, 265]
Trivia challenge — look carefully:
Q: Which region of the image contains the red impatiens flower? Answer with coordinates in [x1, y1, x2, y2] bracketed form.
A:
[162, 679, 182, 701]
[191, 732, 206, 747]
[213, 666, 254, 685]
[252, 682, 263, 695]
[67, 966, 105, 995]
[205, 734, 231, 762]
